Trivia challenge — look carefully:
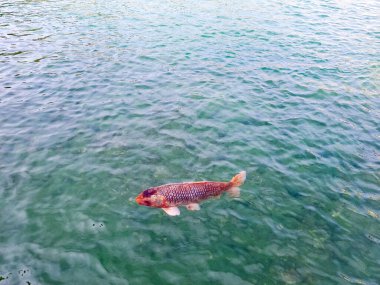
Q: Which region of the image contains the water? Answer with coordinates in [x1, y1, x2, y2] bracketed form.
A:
[0, 0, 379, 284]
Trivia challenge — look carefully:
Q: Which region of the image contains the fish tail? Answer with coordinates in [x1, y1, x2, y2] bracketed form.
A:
[230, 171, 246, 187]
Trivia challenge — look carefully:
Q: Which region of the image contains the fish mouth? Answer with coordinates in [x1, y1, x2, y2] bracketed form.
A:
[135, 194, 143, 205]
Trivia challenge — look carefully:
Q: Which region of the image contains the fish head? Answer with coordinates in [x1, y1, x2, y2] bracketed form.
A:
[135, 188, 167, 208]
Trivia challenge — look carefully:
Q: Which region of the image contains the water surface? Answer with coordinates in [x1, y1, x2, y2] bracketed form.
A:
[0, 0, 379, 284]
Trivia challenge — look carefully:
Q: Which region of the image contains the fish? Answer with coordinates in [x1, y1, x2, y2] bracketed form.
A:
[135, 171, 246, 216]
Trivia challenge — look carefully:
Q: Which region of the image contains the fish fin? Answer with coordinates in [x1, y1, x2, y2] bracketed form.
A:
[186, 203, 200, 211]
[162, 207, 180, 216]
[227, 187, 240, 198]
[230, 171, 246, 187]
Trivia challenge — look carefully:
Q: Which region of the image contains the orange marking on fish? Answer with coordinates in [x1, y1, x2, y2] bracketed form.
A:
[135, 171, 246, 216]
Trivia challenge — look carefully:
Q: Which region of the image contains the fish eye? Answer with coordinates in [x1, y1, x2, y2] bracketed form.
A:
[142, 189, 157, 197]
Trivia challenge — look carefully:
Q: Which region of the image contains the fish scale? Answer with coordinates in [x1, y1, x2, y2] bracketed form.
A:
[157, 182, 230, 205]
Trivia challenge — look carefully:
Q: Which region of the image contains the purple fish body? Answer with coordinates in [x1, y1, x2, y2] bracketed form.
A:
[136, 171, 246, 216]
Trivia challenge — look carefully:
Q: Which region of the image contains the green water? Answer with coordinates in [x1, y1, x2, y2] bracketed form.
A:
[1, 0, 379, 284]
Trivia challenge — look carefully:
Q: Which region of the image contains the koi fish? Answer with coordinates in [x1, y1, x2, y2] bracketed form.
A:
[135, 171, 246, 216]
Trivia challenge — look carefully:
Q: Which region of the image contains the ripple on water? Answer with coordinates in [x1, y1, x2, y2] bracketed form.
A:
[1, 0, 380, 284]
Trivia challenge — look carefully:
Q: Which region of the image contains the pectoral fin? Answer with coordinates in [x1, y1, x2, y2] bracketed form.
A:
[186, 203, 200, 211]
[162, 207, 180, 216]
[227, 187, 240, 198]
